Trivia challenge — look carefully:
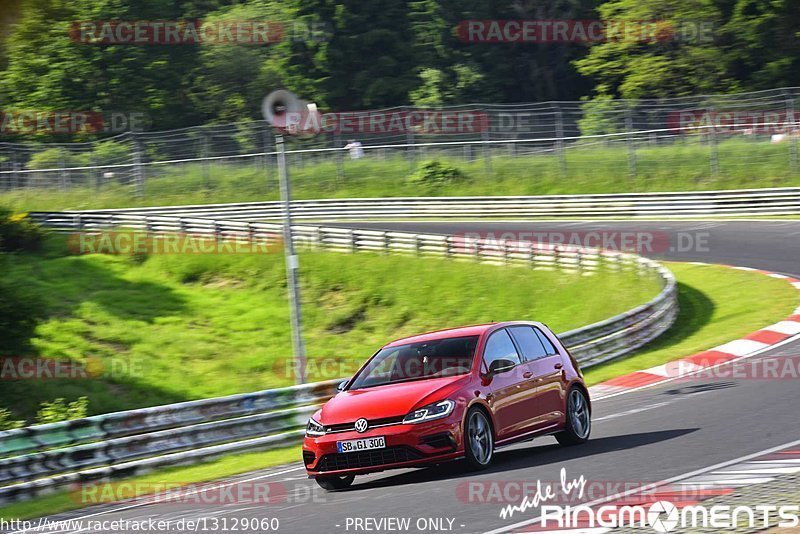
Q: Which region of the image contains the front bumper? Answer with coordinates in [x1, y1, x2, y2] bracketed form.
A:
[303, 415, 463, 477]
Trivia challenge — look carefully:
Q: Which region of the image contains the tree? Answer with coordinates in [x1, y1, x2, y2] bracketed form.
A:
[574, 0, 730, 100]
[291, 0, 419, 109]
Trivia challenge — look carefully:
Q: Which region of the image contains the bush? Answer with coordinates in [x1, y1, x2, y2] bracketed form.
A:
[35, 397, 89, 425]
[26, 147, 84, 170]
[0, 268, 44, 352]
[407, 160, 469, 188]
[0, 209, 47, 252]
[90, 140, 131, 167]
[0, 408, 24, 430]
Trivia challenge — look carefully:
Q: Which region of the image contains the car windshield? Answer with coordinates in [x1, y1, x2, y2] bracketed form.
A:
[348, 336, 479, 390]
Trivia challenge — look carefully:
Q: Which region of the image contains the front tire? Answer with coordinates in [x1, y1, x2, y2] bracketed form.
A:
[315, 474, 355, 491]
[464, 408, 494, 470]
[556, 387, 591, 446]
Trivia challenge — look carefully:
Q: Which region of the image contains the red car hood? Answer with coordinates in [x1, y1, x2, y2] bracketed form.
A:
[319, 375, 467, 423]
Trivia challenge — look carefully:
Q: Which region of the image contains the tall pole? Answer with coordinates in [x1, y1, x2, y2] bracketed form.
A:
[276, 133, 307, 384]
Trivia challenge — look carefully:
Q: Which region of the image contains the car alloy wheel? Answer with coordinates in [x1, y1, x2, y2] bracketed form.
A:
[556, 387, 591, 446]
[465, 409, 493, 469]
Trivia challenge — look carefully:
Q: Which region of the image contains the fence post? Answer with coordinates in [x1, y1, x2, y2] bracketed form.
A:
[787, 96, 798, 174]
[482, 127, 492, 177]
[90, 153, 99, 191]
[263, 123, 272, 186]
[625, 108, 637, 180]
[58, 148, 68, 191]
[334, 132, 344, 187]
[708, 104, 719, 178]
[202, 131, 211, 191]
[11, 150, 19, 189]
[555, 109, 567, 178]
[132, 132, 145, 198]
[407, 129, 416, 171]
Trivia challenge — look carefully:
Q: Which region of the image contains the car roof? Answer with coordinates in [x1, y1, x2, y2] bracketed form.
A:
[384, 321, 543, 347]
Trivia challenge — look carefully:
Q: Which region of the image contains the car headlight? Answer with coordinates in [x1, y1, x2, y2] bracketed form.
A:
[403, 400, 455, 424]
[306, 417, 325, 437]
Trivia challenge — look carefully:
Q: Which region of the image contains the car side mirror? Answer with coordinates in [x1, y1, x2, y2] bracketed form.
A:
[337, 380, 348, 392]
[487, 358, 516, 376]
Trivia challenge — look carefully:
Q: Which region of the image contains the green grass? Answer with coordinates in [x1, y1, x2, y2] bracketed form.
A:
[584, 262, 799, 385]
[1, 260, 796, 521]
[0, 444, 301, 521]
[2, 137, 799, 212]
[1, 236, 661, 421]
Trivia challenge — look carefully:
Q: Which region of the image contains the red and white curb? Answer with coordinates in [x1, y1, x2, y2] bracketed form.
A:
[589, 264, 800, 399]
[506, 442, 800, 533]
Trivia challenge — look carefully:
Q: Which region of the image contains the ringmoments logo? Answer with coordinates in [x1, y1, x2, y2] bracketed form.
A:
[538, 502, 800, 531]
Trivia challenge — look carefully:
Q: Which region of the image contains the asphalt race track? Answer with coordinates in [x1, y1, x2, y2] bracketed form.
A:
[11, 220, 800, 534]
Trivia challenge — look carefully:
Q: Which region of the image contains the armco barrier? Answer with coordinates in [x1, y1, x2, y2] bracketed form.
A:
[47, 187, 800, 220]
[0, 211, 677, 504]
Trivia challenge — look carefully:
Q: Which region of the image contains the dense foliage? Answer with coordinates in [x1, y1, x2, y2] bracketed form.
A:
[0, 0, 797, 136]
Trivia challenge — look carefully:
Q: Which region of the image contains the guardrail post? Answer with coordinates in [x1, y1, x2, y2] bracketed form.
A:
[502, 240, 509, 264]
[349, 229, 357, 253]
[314, 226, 323, 248]
[382, 232, 390, 255]
[247, 221, 255, 244]
[553, 246, 561, 270]
[415, 235, 421, 256]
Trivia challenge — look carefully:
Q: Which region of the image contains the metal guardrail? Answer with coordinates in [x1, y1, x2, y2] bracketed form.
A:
[0, 211, 677, 504]
[54, 187, 800, 219]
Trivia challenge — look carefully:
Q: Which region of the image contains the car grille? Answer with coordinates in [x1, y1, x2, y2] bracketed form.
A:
[316, 446, 422, 472]
[324, 415, 405, 433]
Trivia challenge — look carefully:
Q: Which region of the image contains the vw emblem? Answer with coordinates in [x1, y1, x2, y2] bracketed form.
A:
[354, 418, 369, 433]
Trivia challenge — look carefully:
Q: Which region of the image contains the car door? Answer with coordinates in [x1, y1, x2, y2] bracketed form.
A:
[529, 326, 566, 423]
[508, 325, 554, 430]
[481, 328, 535, 440]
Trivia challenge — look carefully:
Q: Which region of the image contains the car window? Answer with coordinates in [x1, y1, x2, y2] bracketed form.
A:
[348, 336, 479, 389]
[508, 326, 549, 361]
[483, 329, 522, 370]
[534, 328, 559, 356]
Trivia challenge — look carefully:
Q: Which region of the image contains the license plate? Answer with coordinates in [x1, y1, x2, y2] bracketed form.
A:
[337, 436, 386, 453]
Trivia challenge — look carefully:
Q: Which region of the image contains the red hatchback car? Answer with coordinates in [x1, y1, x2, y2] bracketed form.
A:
[303, 321, 591, 490]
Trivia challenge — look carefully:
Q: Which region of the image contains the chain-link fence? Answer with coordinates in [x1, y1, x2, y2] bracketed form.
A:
[1, 87, 799, 205]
